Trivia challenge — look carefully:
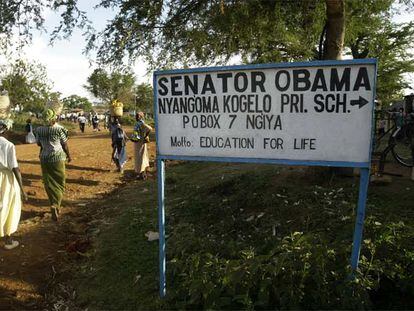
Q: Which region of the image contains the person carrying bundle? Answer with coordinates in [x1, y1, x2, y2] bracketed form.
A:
[25, 118, 36, 144]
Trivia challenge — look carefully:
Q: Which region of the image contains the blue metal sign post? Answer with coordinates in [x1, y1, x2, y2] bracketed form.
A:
[350, 167, 370, 271]
[154, 59, 377, 298]
[157, 158, 166, 297]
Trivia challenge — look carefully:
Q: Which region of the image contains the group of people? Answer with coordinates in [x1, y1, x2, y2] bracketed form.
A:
[1, 107, 152, 250]
[77, 113, 101, 133]
[1, 108, 70, 249]
[110, 112, 152, 179]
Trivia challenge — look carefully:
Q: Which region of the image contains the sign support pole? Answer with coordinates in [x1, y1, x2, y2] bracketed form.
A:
[157, 158, 166, 297]
[350, 167, 370, 272]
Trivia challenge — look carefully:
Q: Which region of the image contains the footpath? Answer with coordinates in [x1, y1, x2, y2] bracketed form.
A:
[0, 127, 154, 309]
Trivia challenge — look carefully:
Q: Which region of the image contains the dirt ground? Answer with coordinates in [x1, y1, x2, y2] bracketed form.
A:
[0, 124, 155, 310]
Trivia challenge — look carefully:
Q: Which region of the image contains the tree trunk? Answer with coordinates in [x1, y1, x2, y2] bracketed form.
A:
[324, 0, 345, 60]
[325, 0, 353, 176]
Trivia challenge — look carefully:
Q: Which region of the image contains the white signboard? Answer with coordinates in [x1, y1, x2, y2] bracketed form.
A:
[154, 60, 376, 165]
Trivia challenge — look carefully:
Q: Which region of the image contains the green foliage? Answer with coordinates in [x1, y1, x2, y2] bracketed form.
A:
[0, 59, 53, 113]
[84, 68, 136, 110]
[8, 113, 76, 144]
[358, 218, 414, 309]
[120, 114, 135, 126]
[168, 234, 372, 310]
[79, 1, 414, 99]
[62, 94, 93, 111]
[0, 0, 89, 50]
[120, 114, 154, 126]
[87, 0, 326, 67]
[10, 112, 42, 133]
[135, 83, 153, 113]
[162, 165, 414, 309]
[75, 162, 414, 310]
[2, 1, 414, 101]
[345, 1, 414, 104]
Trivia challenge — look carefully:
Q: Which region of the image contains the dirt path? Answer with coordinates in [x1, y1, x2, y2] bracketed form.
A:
[0, 125, 154, 310]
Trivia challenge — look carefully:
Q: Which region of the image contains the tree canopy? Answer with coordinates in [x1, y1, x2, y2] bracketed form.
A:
[84, 68, 136, 110]
[0, 59, 53, 113]
[345, 1, 414, 104]
[135, 83, 153, 113]
[62, 94, 93, 112]
[0, 0, 413, 103]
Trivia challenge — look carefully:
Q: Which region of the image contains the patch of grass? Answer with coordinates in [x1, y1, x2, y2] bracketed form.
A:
[74, 162, 414, 310]
[75, 180, 162, 310]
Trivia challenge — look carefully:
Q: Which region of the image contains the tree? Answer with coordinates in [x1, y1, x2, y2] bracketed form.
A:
[0, 59, 53, 113]
[0, 0, 89, 50]
[62, 94, 93, 111]
[344, 0, 414, 104]
[87, 1, 327, 67]
[135, 83, 153, 113]
[1, 1, 414, 100]
[324, 0, 345, 60]
[81, 0, 414, 99]
[84, 68, 136, 110]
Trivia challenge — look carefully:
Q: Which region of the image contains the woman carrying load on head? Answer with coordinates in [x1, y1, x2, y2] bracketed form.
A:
[132, 112, 152, 180]
[0, 119, 27, 250]
[35, 109, 71, 221]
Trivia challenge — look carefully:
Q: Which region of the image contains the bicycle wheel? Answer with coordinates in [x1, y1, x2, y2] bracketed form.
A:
[391, 126, 414, 167]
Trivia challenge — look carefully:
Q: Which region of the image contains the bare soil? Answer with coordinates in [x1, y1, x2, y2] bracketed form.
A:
[0, 125, 155, 310]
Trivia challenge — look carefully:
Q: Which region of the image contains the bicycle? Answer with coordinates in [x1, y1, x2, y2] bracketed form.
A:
[375, 115, 414, 174]
[390, 119, 414, 167]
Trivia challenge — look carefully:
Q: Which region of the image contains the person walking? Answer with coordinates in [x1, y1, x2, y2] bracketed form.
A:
[132, 112, 152, 180]
[92, 114, 100, 132]
[25, 118, 36, 144]
[110, 118, 127, 173]
[78, 114, 87, 133]
[35, 109, 71, 221]
[0, 119, 27, 249]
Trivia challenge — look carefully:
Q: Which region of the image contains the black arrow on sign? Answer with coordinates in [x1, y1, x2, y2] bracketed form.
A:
[350, 96, 369, 109]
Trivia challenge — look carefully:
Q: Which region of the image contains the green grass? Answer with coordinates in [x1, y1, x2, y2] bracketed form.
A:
[75, 179, 162, 310]
[73, 162, 414, 310]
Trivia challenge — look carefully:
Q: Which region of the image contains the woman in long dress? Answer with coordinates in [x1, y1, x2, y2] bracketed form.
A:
[133, 112, 152, 180]
[0, 119, 27, 250]
[35, 109, 71, 221]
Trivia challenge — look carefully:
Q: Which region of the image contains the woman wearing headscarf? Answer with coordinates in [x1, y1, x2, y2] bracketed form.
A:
[132, 112, 152, 180]
[0, 119, 27, 249]
[35, 109, 71, 221]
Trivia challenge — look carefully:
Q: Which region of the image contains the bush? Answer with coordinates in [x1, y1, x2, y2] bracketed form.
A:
[163, 166, 414, 310]
[119, 114, 155, 127]
[120, 114, 136, 126]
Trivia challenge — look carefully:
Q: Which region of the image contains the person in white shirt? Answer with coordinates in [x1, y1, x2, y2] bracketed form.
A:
[0, 119, 27, 249]
[78, 114, 87, 133]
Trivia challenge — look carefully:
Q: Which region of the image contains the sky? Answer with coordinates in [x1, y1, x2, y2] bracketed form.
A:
[18, 2, 149, 101]
[2, 3, 414, 100]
